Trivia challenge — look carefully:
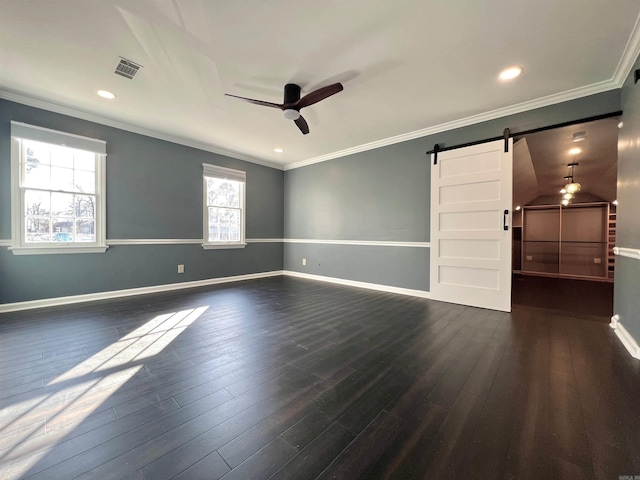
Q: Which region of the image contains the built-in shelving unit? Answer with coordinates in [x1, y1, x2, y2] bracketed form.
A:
[608, 207, 616, 279]
[521, 202, 610, 281]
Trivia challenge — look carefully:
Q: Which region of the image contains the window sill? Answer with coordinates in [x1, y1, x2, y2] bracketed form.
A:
[9, 245, 109, 255]
[202, 243, 247, 250]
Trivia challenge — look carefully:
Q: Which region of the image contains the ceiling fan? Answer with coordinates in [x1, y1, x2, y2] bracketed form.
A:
[225, 82, 343, 135]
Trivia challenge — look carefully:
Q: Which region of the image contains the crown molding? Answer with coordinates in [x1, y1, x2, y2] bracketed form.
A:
[284, 80, 619, 171]
[0, 90, 284, 171]
[284, 19, 640, 172]
[612, 13, 640, 87]
[5, 10, 640, 176]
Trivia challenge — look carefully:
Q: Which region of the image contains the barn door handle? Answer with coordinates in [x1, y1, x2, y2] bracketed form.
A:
[503, 210, 509, 231]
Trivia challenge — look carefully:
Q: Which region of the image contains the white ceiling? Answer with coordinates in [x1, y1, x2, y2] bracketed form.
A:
[1, 1, 639, 170]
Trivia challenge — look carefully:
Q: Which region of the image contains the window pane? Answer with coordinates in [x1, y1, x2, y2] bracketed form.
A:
[16, 132, 104, 249]
[227, 182, 240, 207]
[50, 145, 74, 167]
[25, 190, 50, 216]
[74, 170, 95, 194]
[209, 206, 219, 223]
[74, 151, 95, 171]
[75, 195, 96, 218]
[205, 178, 217, 203]
[24, 141, 50, 166]
[76, 219, 95, 242]
[24, 164, 50, 188]
[51, 166, 74, 191]
[51, 192, 73, 216]
[52, 218, 74, 242]
[228, 226, 240, 242]
[25, 217, 50, 243]
[207, 207, 241, 242]
[206, 178, 240, 208]
[208, 207, 220, 242]
[228, 209, 240, 226]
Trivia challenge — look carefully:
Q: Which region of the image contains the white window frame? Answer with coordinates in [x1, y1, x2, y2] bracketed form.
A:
[202, 163, 246, 249]
[9, 122, 108, 255]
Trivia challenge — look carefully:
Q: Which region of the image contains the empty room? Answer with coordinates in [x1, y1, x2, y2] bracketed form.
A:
[1, 2, 640, 479]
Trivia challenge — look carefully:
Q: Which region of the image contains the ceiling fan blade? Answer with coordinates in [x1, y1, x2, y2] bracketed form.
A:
[296, 83, 343, 109]
[294, 115, 310, 135]
[225, 93, 283, 109]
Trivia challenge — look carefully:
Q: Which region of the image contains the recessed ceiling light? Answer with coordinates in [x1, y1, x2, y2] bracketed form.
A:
[273, 148, 284, 153]
[499, 66, 523, 81]
[613, 199, 618, 206]
[618, 121, 624, 129]
[515, 206, 521, 211]
[97, 90, 116, 100]
[568, 147, 581, 155]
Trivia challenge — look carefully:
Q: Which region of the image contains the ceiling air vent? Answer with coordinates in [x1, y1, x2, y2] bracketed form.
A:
[114, 58, 142, 79]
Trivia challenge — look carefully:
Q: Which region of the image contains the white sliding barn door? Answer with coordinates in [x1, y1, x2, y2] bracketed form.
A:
[430, 139, 513, 312]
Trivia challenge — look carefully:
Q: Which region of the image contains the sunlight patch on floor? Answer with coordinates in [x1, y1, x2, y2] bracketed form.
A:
[0, 306, 209, 478]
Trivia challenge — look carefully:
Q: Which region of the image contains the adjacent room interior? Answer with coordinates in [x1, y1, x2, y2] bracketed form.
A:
[511, 118, 619, 318]
[1, 2, 640, 479]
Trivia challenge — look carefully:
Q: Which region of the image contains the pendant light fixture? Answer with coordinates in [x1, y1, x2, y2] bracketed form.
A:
[564, 162, 581, 194]
[560, 162, 581, 206]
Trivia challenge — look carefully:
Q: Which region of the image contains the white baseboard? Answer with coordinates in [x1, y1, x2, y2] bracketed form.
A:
[283, 270, 430, 299]
[610, 315, 640, 360]
[0, 271, 284, 313]
[1, 269, 430, 313]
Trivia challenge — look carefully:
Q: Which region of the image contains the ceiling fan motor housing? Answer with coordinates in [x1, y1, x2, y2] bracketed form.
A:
[283, 84, 302, 120]
[284, 83, 301, 104]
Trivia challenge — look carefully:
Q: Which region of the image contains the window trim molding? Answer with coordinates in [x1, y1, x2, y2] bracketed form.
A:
[9, 123, 107, 255]
[202, 243, 247, 250]
[202, 163, 246, 250]
[9, 246, 109, 255]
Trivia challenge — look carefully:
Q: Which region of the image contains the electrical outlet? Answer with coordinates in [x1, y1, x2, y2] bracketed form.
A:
[302, 258, 306, 266]
[178, 264, 185, 274]
[526, 256, 533, 261]
[594, 258, 601, 264]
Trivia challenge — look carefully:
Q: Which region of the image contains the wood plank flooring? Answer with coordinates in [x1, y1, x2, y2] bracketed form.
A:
[511, 274, 613, 319]
[0, 276, 638, 479]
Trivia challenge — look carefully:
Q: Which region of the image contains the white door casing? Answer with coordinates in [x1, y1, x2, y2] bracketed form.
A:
[430, 139, 513, 312]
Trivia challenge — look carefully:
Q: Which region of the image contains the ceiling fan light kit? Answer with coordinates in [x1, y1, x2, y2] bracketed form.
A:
[225, 82, 343, 135]
[283, 109, 300, 120]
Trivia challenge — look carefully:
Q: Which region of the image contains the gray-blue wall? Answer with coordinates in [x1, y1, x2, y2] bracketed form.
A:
[0, 100, 284, 304]
[614, 57, 640, 342]
[284, 91, 621, 292]
[1, 86, 627, 305]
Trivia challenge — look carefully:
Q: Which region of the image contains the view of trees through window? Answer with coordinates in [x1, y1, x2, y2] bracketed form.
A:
[206, 177, 241, 242]
[22, 140, 97, 243]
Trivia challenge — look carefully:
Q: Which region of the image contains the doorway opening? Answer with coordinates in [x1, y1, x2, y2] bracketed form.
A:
[511, 116, 619, 320]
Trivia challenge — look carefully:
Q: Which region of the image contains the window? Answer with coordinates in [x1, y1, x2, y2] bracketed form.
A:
[203, 163, 246, 249]
[10, 122, 107, 255]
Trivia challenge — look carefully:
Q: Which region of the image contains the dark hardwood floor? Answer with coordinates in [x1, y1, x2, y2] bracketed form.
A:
[511, 274, 614, 320]
[0, 276, 638, 479]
